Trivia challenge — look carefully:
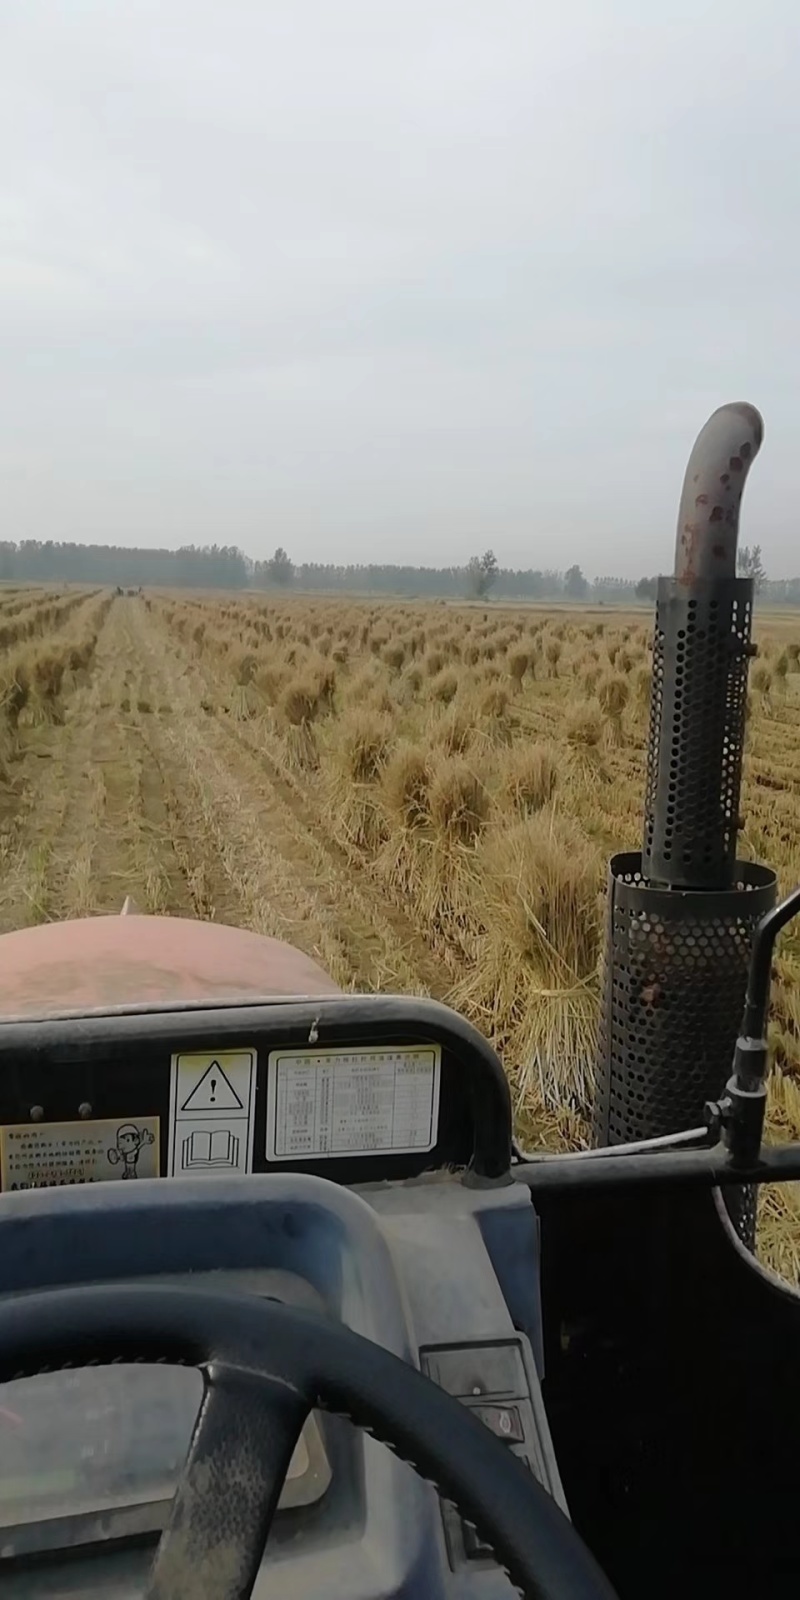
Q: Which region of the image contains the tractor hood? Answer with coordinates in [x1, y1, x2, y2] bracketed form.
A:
[0, 914, 341, 1020]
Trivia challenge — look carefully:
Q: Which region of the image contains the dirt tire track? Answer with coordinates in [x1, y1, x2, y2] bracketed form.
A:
[2, 598, 215, 927]
[44, 611, 141, 918]
[128, 602, 441, 993]
[144, 607, 455, 998]
[134, 710, 245, 927]
[102, 601, 226, 921]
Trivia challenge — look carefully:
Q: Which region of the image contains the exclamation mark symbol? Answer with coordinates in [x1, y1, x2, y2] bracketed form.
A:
[210, 1078, 217, 1104]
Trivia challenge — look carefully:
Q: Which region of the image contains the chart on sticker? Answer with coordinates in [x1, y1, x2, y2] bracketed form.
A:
[265, 1045, 441, 1161]
[168, 1050, 256, 1179]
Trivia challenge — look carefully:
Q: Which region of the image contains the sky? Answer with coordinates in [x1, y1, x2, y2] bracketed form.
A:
[0, 1, 797, 577]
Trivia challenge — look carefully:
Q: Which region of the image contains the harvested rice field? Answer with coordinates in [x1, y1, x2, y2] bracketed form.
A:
[1, 585, 799, 1275]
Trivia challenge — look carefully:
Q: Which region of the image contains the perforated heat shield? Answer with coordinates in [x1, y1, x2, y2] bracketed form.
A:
[593, 853, 776, 1147]
[643, 578, 754, 890]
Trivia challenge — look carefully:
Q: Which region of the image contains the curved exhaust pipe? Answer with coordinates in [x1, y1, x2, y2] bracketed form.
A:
[594, 400, 776, 1207]
[674, 402, 764, 585]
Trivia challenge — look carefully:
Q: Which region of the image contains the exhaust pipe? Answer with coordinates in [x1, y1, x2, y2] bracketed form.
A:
[647, 403, 765, 891]
[593, 403, 776, 1241]
[673, 402, 763, 587]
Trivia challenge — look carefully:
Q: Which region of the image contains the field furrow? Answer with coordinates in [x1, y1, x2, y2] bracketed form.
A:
[145, 613, 456, 997]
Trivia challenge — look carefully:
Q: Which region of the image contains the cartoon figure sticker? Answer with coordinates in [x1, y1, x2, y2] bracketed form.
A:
[0, 1116, 160, 1191]
[106, 1123, 156, 1179]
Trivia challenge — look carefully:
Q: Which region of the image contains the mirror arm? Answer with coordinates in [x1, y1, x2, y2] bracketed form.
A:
[707, 885, 800, 1167]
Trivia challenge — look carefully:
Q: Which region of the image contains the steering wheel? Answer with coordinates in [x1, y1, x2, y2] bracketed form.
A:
[0, 1284, 619, 1600]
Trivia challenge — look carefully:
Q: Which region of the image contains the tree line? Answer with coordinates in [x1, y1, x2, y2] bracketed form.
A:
[251, 549, 636, 600]
[0, 540, 249, 590]
[1, 537, 797, 607]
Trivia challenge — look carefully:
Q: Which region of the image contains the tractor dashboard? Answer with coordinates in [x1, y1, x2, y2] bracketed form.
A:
[0, 993, 510, 1191]
[0, 994, 559, 1600]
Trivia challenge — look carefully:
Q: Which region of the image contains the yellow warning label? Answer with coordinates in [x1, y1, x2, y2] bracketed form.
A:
[0, 1117, 160, 1192]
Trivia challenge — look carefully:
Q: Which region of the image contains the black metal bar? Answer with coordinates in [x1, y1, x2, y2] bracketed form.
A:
[512, 1139, 800, 1195]
[741, 883, 800, 1043]
[710, 883, 800, 1171]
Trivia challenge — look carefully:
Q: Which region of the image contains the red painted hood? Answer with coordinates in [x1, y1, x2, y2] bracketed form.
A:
[0, 916, 341, 1019]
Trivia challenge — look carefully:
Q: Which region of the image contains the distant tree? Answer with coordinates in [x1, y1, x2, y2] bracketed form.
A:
[465, 550, 499, 599]
[636, 576, 659, 602]
[764, 576, 800, 607]
[592, 575, 637, 604]
[738, 544, 767, 591]
[564, 563, 588, 600]
[267, 546, 294, 586]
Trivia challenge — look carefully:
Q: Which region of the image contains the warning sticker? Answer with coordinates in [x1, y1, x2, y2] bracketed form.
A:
[0, 1117, 160, 1192]
[168, 1050, 256, 1179]
[265, 1045, 441, 1161]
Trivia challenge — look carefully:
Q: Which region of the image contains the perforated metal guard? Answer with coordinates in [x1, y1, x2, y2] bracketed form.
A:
[643, 577, 754, 889]
[725, 1184, 759, 1251]
[594, 853, 776, 1149]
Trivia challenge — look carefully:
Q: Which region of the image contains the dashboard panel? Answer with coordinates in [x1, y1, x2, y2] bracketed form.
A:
[0, 1168, 561, 1600]
[0, 995, 562, 1599]
[0, 994, 512, 1191]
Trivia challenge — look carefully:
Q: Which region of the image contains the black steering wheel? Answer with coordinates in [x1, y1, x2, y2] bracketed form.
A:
[0, 1284, 619, 1600]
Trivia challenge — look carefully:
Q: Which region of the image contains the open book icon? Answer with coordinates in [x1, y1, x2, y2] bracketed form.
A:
[181, 1128, 240, 1170]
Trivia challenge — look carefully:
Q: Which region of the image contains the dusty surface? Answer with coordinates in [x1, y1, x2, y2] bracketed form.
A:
[0, 915, 342, 1015]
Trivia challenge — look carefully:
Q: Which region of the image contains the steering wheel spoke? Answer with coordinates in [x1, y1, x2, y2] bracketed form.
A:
[0, 1282, 620, 1600]
[147, 1367, 309, 1600]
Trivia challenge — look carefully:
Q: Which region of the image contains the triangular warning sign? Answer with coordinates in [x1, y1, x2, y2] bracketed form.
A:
[181, 1061, 243, 1113]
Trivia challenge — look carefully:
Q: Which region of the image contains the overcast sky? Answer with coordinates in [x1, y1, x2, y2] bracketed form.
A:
[0, 2, 797, 576]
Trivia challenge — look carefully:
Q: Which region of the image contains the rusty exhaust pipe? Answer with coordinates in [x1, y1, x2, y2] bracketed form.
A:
[674, 401, 764, 586]
[646, 402, 765, 891]
[593, 404, 776, 1244]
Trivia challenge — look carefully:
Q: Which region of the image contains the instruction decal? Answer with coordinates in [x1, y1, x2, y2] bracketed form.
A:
[265, 1044, 441, 1161]
[0, 1117, 160, 1192]
[168, 1049, 256, 1178]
